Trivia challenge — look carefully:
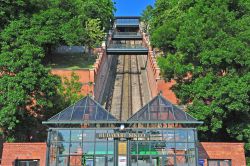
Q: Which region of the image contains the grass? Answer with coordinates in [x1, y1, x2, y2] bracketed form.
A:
[48, 53, 96, 70]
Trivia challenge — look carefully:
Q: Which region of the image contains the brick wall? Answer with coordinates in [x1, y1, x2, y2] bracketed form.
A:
[157, 79, 178, 104]
[1, 143, 46, 166]
[1, 142, 246, 166]
[51, 69, 94, 96]
[142, 32, 178, 103]
[199, 142, 246, 166]
[51, 47, 109, 100]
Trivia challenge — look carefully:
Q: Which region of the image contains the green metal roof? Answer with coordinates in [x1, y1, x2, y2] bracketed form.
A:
[127, 94, 202, 124]
[43, 96, 118, 124]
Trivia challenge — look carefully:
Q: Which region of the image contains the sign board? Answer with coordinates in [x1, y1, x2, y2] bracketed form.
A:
[198, 159, 205, 166]
[118, 156, 127, 166]
[97, 133, 149, 139]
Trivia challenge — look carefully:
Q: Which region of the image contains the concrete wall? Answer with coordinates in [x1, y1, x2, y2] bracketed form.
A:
[199, 142, 246, 166]
[1, 143, 46, 166]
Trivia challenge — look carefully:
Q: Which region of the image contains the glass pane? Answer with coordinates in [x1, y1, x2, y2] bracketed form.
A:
[165, 156, 175, 166]
[70, 142, 82, 155]
[176, 143, 187, 150]
[50, 130, 58, 142]
[108, 141, 114, 155]
[83, 130, 95, 141]
[131, 155, 138, 166]
[83, 106, 97, 120]
[95, 142, 107, 155]
[29, 161, 39, 166]
[151, 156, 159, 166]
[83, 143, 95, 155]
[208, 160, 218, 166]
[175, 130, 188, 142]
[59, 107, 73, 120]
[108, 156, 114, 166]
[176, 155, 188, 166]
[58, 130, 70, 142]
[95, 156, 106, 166]
[188, 156, 196, 166]
[187, 143, 195, 155]
[150, 142, 166, 155]
[58, 156, 69, 166]
[83, 155, 94, 166]
[49, 143, 57, 165]
[188, 130, 195, 142]
[70, 155, 82, 166]
[138, 142, 150, 155]
[58, 142, 70, 155]
[150, 130, 162, 141]
[220, 160, 231, 166]
[130, 142, 137, 155]
[71, 106, 84, 121]
[163, 130, 175, 142]
[137, 156, 150, 166]
[95, 107, 108, 120]
[71, 130, 83, 142]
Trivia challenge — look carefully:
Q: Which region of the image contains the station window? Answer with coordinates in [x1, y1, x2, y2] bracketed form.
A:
[208, 159, 231, 166]
[15, 159, 40, 166]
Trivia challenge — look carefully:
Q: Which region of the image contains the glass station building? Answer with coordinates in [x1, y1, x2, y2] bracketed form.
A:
[43, 94, 202, 166]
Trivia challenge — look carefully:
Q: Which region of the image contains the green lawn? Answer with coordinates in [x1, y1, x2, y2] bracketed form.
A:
[48, 53, 96, 70]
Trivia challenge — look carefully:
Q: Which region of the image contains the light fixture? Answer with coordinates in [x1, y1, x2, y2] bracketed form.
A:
[120, 124, 125, 130]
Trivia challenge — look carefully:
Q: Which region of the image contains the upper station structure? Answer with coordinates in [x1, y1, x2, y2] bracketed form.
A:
[107, 17, 148, 55]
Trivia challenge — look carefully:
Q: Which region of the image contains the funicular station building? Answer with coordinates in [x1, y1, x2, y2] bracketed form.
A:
[44, 95, 201, 166]
[1, 17, 246, 166]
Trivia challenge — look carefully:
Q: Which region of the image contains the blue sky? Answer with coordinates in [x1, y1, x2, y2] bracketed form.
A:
[114, 0, 155, 16]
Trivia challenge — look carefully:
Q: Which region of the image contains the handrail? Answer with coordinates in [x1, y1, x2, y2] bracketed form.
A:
[113, 32, 139, 36]
[115, 19, 139, 25]
[108, 44, 147, 49]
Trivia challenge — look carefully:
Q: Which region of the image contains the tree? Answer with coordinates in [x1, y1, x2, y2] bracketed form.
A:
[150, 0, 250, 156]
[0, 0, 49, 30]
[141, 5, 153, 33]
[0, 41, 60, 141]
[0, 0, 115, 141]
[84, 18, 105, 56]
[57, 72, 84, 106]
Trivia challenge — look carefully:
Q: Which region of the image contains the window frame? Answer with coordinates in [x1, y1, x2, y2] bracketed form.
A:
[208, 159, 232, 166]
[15, 159, 40, 166]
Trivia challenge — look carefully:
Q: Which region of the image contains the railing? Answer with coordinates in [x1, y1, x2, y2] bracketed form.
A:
[108, 44, 147, 49]
[115, 19, 139, 25]
[113, 32, 139, 36]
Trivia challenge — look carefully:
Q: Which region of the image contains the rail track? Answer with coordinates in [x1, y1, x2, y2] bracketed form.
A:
[110, 55, 144, 121]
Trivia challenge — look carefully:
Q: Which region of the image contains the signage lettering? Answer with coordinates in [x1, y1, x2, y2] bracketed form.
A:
[97, 133, 149, 138]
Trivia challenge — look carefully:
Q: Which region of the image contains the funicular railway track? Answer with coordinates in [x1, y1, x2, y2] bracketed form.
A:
[110, 55, 144, 121]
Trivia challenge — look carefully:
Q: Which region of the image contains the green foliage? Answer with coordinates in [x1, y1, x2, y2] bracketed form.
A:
[141, 5, 153, 33]
[247, 157, 250, 166]
[58, 72, 84, 105]
[0, 0, 114, 141]
[0, 0, 49, 30]
[150, 0, 250, 154]
[84, 18, 105, 53]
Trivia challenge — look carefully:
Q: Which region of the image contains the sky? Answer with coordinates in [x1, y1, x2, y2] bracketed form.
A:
[113, 0, 155, 16]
